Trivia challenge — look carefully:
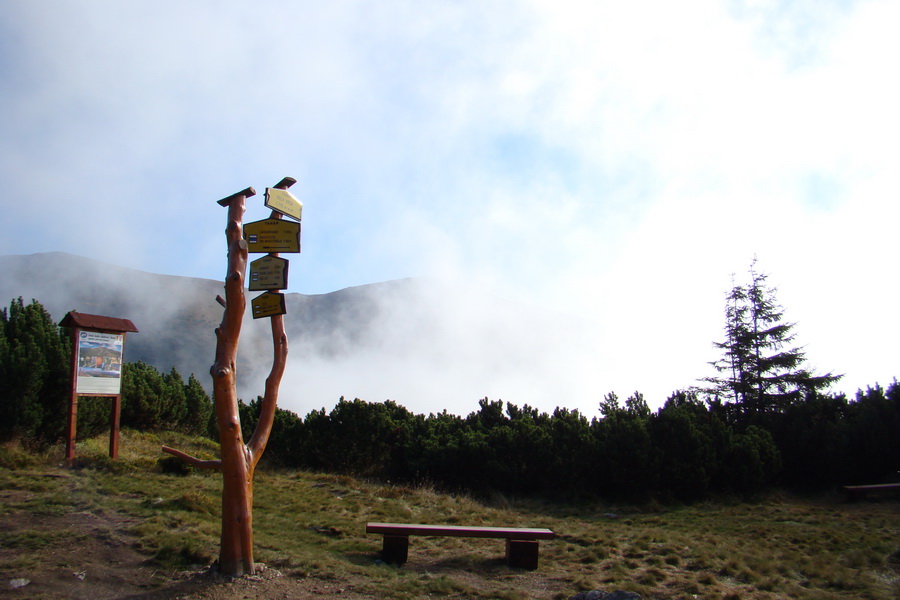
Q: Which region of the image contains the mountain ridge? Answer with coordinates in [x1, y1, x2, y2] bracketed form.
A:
[0, 252, 602, 416]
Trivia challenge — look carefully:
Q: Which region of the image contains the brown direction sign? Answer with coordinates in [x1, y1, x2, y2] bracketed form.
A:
[249, 255, 289, 291]
[265, 187, 303, 222]
[243, 219, 301, 253]
[251, 292, 286, 319]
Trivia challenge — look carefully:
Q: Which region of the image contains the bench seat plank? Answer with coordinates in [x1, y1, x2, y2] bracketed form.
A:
[366, 522, 555, 569]
[366, 522, 555, 540]
[843, 483, 900, 501]
[843, 483, 900, 491]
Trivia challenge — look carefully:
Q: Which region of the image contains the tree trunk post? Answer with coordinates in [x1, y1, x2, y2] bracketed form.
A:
[211, 186, 253, 575]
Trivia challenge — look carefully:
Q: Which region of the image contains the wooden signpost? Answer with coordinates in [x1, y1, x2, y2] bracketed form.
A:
[162, 176, 300, 577]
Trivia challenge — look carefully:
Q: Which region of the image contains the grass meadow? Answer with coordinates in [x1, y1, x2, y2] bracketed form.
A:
[1, 430, 898, 599]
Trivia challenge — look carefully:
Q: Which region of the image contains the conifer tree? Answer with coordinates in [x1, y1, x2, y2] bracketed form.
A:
[121, 361, 167, 431]
[0, 298, 71, 442]
[182, 373, 213, 435]
[705, 260, 841, 417]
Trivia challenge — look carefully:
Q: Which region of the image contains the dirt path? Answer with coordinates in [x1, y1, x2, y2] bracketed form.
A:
[0, 497, 371, 600]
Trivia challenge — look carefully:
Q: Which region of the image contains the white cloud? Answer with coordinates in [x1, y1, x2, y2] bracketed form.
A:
[1, 0, 897, 411]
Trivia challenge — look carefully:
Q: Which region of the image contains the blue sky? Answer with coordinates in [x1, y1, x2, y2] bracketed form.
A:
[1, 1, 897, 414]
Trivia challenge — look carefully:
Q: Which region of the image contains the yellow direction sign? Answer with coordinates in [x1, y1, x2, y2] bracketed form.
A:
[249, 255, 289, 291]
[243, 219, 301, 253]
[265, 187, 302, 222]
[251, 292, 286, 319]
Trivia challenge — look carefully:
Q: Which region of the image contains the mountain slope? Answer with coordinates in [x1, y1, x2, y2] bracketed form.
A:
[0, 253, 603, 417]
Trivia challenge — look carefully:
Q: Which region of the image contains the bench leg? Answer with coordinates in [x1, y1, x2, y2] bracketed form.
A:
[381, 534, 409, 565]
[506, 539, 539, 570]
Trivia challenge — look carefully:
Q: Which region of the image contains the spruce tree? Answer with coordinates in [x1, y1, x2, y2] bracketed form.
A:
[182, 373, 213, 435]
[121, 361, 166, 431]
[705, 260, 841, 417]
[0, 298, 71, 442]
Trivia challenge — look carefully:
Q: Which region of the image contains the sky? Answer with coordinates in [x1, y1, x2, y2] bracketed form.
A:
[1, 0, 897, 416]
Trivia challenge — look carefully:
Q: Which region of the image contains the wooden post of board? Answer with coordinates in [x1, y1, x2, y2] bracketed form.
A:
[65, 328, 80, 465]
[109, 390, 122, 459]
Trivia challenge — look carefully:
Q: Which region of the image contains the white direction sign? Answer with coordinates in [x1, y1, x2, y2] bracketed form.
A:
[265, 187, 302, 222]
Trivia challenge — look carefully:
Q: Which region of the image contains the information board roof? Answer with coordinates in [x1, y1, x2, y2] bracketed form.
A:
[59, 311, 139, 333]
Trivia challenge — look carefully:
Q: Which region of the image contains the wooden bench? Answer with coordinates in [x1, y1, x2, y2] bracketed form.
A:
[366, 522, 555, 569]
[843, 483, 900, 501]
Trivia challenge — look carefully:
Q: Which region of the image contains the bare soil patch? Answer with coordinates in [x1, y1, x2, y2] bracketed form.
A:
[0, 500, 372, 600]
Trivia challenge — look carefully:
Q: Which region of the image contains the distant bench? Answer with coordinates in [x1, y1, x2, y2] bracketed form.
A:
[843, 483, 900, 501]
[366, 522, 555, 569]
